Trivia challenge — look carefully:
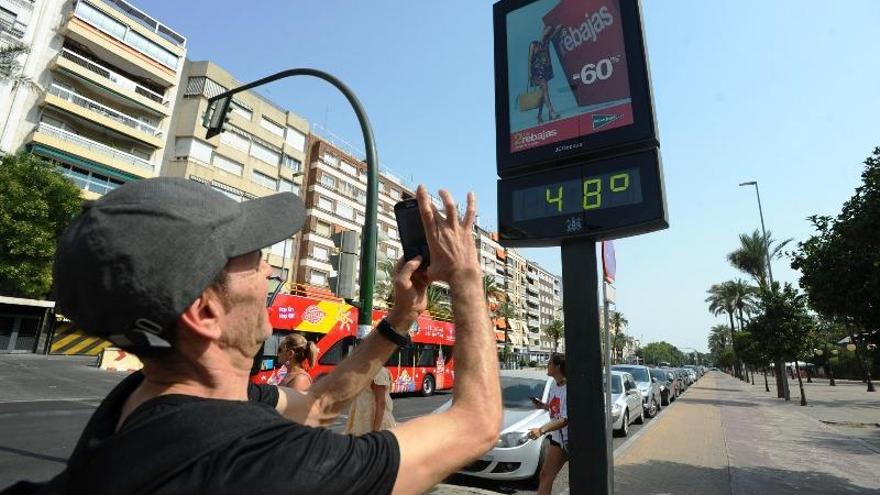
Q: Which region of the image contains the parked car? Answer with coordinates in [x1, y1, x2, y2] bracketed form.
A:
[663, 368, 684, 397]
[433, 370, 551, 486]
[611, 364, 661, 418]
[611, 371, 644, 437]
[650, 367, 676, 406]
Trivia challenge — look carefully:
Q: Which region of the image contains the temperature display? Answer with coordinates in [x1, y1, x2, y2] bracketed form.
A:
[512, 168, 642, 222]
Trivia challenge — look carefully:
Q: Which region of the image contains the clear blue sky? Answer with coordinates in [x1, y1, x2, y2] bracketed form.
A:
[146, 1, 880, 352]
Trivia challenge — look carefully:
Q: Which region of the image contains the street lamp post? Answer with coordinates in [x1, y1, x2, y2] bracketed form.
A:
[739, 180, 790, 400]
[204, 69, 379, 335]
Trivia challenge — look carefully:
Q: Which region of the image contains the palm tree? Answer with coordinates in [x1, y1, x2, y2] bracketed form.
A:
[542, 319, 564, 354]
[728, 279, 757, 330]
[609, 310, 628, 336]
[727, 230, 791, 289]
[708, 324, 730, 356]
[706, 281, 741, 377]
[612, 331, 633, 363]
[426, 284, 452, 320]
[0, 42, 36, 91]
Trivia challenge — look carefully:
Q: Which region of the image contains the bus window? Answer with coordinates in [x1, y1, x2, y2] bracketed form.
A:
[440, 345, 453, 361]
[319, 336, 357, 365]
[416, 345, 437, 367]
[264, 333, 282, 357]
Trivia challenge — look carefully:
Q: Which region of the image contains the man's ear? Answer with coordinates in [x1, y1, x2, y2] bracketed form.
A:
[178, 289, 226, 342]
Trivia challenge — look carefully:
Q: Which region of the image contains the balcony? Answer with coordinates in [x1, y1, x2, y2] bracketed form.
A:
[46, 84, 162, 144]
[0, 17, 26, 39]
[100, 0, 185, 48]
[34, 122, 154, 173]
[58, 48, 167, 110]
[66, 1, 183, 87]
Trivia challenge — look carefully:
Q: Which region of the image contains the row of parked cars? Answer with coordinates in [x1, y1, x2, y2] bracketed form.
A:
[441, 365, 709, 486]
[609, 364, 707, 437]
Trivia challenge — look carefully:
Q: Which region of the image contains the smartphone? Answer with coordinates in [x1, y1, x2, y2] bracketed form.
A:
[530, 396, 543, 405]
[394, 198, 430, 269]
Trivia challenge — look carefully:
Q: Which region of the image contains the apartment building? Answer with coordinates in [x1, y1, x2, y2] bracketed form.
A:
[296, 134, 412, 297]
[1, 0, 187, 199]
[161, 60, 310, 288]
[503, 247, 530, 358]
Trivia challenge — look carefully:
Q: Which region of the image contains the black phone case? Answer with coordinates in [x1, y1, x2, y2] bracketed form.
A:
[394, 200, 430, 269]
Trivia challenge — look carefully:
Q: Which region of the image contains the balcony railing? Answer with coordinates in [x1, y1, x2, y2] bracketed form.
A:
[48, 84, 162, 137]
[102, 0, 186, 47]
[0, 18, 27, 39]
[59, 48, 166, 105]
[36, 122, 154, 172]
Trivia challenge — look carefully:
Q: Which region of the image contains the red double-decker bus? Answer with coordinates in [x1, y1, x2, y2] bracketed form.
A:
[251, 292, 455, 396]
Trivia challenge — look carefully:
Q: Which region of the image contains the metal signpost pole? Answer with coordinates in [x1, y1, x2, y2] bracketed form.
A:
[562, 239, 612, 495]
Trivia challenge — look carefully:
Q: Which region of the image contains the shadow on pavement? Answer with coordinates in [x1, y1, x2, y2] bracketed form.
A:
[674, 397, 759, 408]
[796, 429, 880, 457]
[616, 460, 877, 495]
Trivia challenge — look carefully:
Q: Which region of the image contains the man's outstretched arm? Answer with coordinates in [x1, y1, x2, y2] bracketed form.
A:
[275, 257, 428, 426]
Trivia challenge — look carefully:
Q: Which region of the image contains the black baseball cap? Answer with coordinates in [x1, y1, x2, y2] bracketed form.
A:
[53, 177, 305, 353]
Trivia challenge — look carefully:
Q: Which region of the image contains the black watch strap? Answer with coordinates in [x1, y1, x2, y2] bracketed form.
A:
[377, 318, 411, 347]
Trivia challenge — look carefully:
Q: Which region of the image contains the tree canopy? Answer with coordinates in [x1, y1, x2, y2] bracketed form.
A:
[0, 153, 82, 299]
[792, 147, 880, 332]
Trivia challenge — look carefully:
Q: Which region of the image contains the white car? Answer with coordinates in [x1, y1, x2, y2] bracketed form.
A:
[611, 371, 644, 437]
[432, 370, 552, 486]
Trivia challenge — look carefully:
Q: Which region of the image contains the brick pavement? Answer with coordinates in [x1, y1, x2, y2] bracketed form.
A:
[612, 371, 880, 495]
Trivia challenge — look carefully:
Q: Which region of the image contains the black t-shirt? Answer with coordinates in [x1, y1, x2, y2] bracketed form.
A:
[49, 372, 400, 494]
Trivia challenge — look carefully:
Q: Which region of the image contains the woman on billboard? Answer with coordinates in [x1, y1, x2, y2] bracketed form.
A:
[527, 24, 562, 123]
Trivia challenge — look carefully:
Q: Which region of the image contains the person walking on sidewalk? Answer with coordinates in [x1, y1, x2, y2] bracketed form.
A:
[269, 333, 317, 391]
[2, 178, 501, 495]
[528, 353, 568, 495]
[346, 366, 396, 435]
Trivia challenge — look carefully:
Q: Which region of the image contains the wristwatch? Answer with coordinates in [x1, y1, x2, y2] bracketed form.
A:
[377, 318, 411, 347]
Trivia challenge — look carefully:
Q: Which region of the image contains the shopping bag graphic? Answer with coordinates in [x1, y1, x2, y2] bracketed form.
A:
[518, 86, 543, 111]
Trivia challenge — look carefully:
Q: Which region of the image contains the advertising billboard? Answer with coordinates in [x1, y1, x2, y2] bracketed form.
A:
[494, 0, 658, 176]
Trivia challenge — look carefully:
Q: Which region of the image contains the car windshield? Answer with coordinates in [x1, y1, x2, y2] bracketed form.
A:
[611, 375, 622, 394]
[500, 377, 546, 409]
[616, 367, 649, 382]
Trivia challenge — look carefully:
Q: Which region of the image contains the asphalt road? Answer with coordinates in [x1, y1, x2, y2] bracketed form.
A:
[0, 354, 668, 493]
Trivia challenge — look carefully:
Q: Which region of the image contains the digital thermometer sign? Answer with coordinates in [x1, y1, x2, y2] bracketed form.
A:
[498, 148, 665, 246]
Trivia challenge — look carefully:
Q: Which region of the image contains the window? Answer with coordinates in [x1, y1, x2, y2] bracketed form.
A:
[269, 266, 290, 281]
[336, 202, 354, 220]
[174, 137, 213, 164]
[220, 128, 249, 153]
[386, 246, 397, 259]
[319, 173, 336, 190]
[315, 220, 332, 237]
[312, 245, 329, 261]
[322, 153, 339, 167]
[319, 336, 357, 365]
[270, 239, 292, 257]
[59, 163, 124, 195]
[230, 100, 253, 120]
[260, 116, 285, 137]
[252, 170, 277, 190]
[355, 212, 365, 225]
[317, 196, 333, 211]
[285, 127, 307, 152]
[212, 154, 243, 176]
[309, 270, 328, 286]
[278, 178, 295, 193]
[416, 345, 437, 367]
[340, 162, 358, 177]
[250, 140, 280, 165]
[389, 188, 401, 200]
[281, 154, 301, 172]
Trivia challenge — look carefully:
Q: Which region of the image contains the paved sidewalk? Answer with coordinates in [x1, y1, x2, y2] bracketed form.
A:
[614, 371, 880, 495]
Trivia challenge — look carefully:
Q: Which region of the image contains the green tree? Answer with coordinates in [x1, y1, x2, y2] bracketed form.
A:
[542, 319, 564, 354]
[791, 147, 880, 392]
[638, 341, 685, 366]
[747, 285, 817, 404]
[727, 230, 792, 289]
[609, 310, 629, 363]
[708, 324, 731, 364]
[0, 153, 82, 299]
[0, 42, 30, 87]
[426, 284, 452, 320]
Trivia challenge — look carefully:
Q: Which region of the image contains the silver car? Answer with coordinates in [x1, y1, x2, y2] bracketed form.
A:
[433, 370, 552, 485]
[611, 365, 662, 418]
[611, 371, 644, 437]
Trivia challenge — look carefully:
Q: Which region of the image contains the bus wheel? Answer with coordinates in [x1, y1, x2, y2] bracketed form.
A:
[421, 375, 435, 397]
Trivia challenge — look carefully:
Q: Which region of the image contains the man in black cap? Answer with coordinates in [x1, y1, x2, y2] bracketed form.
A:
[5, 177, 500, 494]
